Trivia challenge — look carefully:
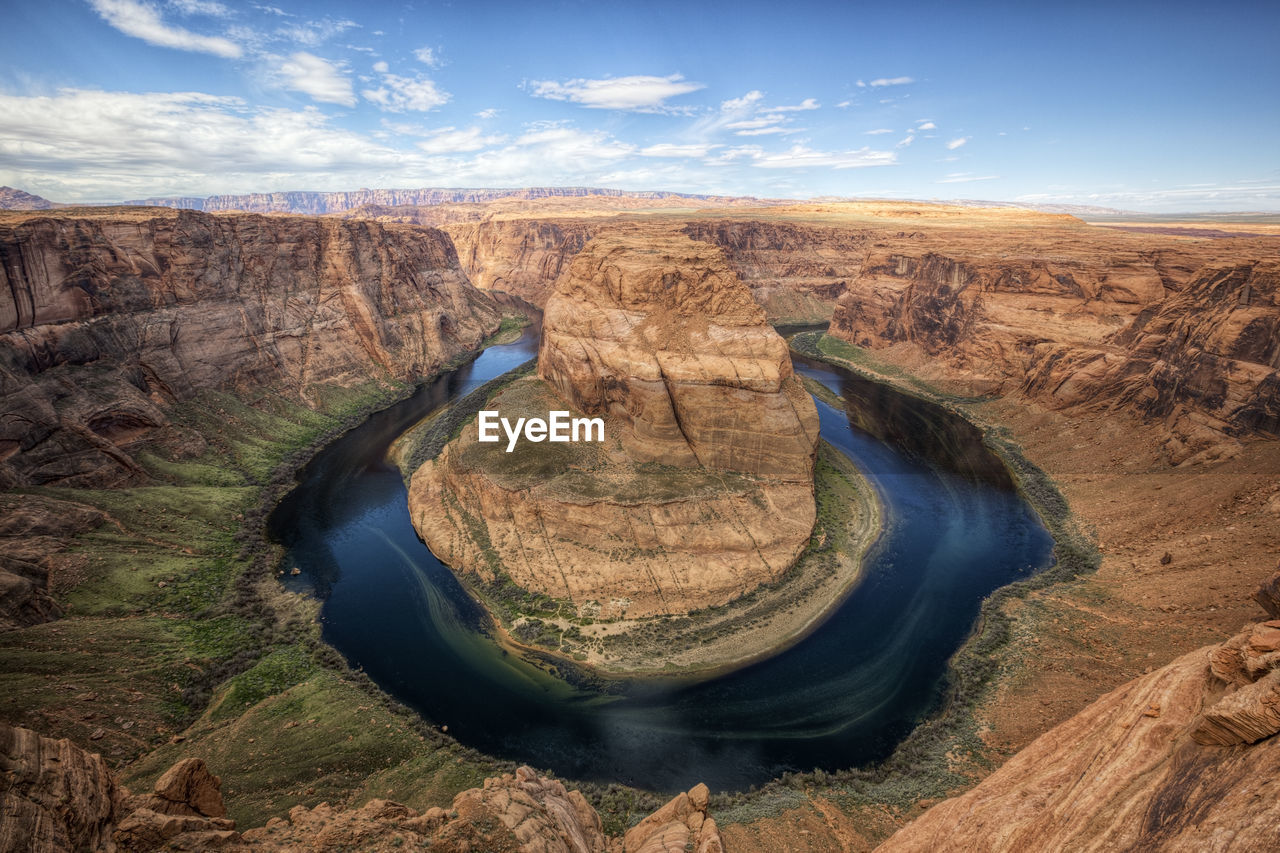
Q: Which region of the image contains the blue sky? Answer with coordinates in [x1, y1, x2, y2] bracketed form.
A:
[1, 0, 1277, 211]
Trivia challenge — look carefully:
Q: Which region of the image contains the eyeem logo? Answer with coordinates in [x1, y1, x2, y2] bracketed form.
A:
[477, 410, 605, 452]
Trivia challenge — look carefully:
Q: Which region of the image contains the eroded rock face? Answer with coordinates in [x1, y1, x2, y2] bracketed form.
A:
[447, 219, 593, 306]
[539, 234, 819, 481]
[410, 235, 818, 618]
[623, 782, 724, 853]
[0, 723, 125, 852]
[830, 245, 1280, 460]
[876, 619, 1280, 852]
[0, 209, 503, 488]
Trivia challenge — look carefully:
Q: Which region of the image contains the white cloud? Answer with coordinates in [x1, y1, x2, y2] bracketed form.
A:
[917, 121, 936, 130]
[415, 126, 505, 154]
[735, 127, 792, 136]
[720, 90, 764, 111]
[362, 70, 449, 112]
[869, 76, 914, 87]
[475, 108, 499, 119]
[278, 17, 358, 47]
[168, 0, 231, 16]
[372, 60, 388, 73]
[529, 74, 704, 113]
[0, 88, 650, 199]
[89, 0, 242, 58]
[277, 52, 356, 106]
[865, 128, 894, 135]
[896, 134, 915, 148]
[770, 98, 820, 112]
[413, 46, 440, 67]
[252, 4, 288, 15]
[639, 143, 721, 158]
[946, 136, 969, 149]
[937, 173, 999, 183]
[742, 144, 896, 170]
[836, 100, 852, 108]
[725, 116, 783, 130]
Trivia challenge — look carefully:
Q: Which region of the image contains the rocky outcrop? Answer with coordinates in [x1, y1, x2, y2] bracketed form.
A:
[0, 208, 503, 488]
[0, 723, 724, 853]
[538, 235, 818, 480]
[624, 783, 723, 853]
[876, 619, 1280, 852]
[410, 235, 818, 618]
[0, 723, 125, 852]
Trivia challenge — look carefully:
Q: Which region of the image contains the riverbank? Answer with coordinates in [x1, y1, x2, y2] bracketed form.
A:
[0, 315, 535, 829]
[394, 361, 883, 678]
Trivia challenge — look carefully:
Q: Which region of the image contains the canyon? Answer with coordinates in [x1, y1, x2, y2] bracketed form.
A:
[0, 193, 1277, 851]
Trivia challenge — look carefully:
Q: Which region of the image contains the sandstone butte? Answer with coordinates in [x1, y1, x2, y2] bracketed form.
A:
[408, 234, 820, 618]
[0, 720, 725, 852]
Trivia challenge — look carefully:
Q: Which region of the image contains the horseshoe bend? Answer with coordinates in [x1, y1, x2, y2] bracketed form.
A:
[2, 6, 1280, 845]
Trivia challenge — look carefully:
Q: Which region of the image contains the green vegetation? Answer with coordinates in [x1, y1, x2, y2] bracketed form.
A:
[0, 322, 529, 828]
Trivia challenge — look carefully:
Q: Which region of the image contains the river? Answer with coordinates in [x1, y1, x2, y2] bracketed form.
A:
[268, 327, 1053, 792]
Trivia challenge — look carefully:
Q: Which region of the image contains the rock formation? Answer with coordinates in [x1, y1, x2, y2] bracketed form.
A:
[827, 235, 1280, 460]
[447, 219, 594, 306]
[409, 235, 818, 618]
[0, 721, 724, 853]
[0, 494, 105, 631]
[538, 234, 818, 479]
[876, 617, 1280, 852]
[0, 208, 503, 488]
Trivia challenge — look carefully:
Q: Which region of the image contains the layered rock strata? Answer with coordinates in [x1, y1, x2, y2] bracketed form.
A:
[0, 208, 503, 488]
[877, 616, 1280, 852]
[829, 247, 1280, 460]
[410, 235, 818, 618]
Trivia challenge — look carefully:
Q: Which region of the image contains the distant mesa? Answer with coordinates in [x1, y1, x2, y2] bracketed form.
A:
[408, 234, 820, 619]
[0, 186, 62, 210]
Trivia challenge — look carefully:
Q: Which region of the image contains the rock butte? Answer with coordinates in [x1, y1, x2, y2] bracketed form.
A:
[409, 234, 819, 618]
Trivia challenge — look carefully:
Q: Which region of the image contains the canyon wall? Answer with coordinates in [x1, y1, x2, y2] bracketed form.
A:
[877, 614, 1280, 852]
[446, 219, 594, 306]
[829, 244, 1280, 460]
[410, 235, 819, 618]
[0, 209, 504, 489]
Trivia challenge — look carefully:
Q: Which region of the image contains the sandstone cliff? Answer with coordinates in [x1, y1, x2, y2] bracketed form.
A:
[827, 232, 1280, 460]
[0, 721, 724, 853]
[877, 614, 1280, 852]
[0, 208, 503, 489]
[410, 235, 818, 619]
[447, 219, 594, 306]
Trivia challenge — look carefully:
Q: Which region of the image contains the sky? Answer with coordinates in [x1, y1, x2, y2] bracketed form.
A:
[1, 0, 1277, 211]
